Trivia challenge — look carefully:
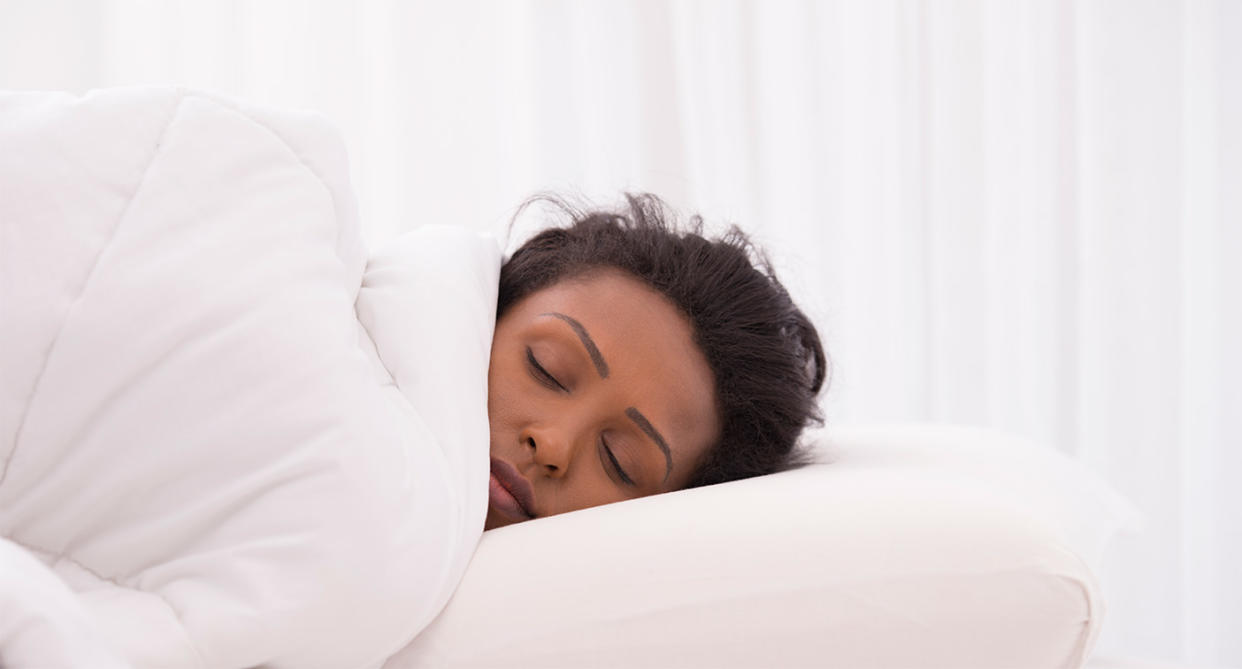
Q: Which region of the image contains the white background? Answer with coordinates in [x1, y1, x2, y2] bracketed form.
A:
[1, 1, 1238, 666]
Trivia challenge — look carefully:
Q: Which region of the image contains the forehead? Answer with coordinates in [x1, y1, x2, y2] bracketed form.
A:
[512, 270, 697, 365]
[524, 270, 678, 328]
[505, 270, 720, 484]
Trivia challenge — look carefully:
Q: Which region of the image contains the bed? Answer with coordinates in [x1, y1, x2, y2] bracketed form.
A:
[1, 87, 1137, 669]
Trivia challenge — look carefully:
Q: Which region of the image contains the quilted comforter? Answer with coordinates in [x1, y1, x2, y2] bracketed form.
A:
[0, 87, 499, 668]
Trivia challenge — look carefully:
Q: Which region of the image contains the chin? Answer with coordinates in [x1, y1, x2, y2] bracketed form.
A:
[483, 507, 508, 531]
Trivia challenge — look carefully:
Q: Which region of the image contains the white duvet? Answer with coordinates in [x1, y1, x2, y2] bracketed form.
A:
[0, 87, 499, 668]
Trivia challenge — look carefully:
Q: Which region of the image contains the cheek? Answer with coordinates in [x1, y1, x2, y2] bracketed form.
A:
[554, 472, 628, 516]
[485, 375, 512, 452]
[485, 350, 521, 417]
[485, 353, 535, 454]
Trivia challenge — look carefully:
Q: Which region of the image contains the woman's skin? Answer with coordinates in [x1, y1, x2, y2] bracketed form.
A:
[484, 269, 720, 530]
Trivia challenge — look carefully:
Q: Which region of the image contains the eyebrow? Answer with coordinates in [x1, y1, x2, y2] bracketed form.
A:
[539, 312, 675, 483]
[541, 312, 609, 378]
[626, 407, 673, 484]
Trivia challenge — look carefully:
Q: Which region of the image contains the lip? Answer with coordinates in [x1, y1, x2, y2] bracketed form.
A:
[489, 457, 537, 521]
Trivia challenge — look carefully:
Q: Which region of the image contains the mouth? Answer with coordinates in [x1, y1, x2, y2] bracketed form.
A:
[489, 457, 537, 521]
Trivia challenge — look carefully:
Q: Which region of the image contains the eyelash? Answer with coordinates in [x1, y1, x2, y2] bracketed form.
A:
[601, 436, 636, 486]
[525, 347, 635, 487]
[526, 347, 568, 392]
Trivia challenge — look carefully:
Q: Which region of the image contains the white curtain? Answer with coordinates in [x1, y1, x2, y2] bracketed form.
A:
[2, 1, 1238, 665]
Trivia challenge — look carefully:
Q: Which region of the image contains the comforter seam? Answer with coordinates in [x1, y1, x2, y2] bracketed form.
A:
[3, 533, 207, 668]
[189, 93, 354, 275]
[0, 91, 187, 491]
[1, 89, 349, 490]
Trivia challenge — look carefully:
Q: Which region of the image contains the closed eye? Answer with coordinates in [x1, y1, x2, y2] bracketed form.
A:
[600, 436, 636, 486]
[526, 347, 568, 392]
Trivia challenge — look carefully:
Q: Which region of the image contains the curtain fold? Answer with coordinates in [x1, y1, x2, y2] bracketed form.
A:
[1, 0, 1236, 664]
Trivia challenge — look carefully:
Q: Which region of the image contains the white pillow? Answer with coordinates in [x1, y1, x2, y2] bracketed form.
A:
[387, 424, 1139, 669]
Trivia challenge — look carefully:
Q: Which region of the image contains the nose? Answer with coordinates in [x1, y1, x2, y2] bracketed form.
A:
[522, 425, 577, 478]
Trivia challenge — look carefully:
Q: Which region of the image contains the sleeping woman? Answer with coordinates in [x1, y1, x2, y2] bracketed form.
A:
[0, 87, 825, 669]
[483, 193, 827, 529]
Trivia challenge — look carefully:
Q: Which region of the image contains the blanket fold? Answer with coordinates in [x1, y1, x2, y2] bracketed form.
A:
[0, 87, 498, 669]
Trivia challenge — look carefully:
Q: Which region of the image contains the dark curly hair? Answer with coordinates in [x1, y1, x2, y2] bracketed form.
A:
[498, 193, 827, 488]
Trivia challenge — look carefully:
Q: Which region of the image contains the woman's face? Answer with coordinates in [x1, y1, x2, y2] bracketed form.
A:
[485, 269, 720, 530]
